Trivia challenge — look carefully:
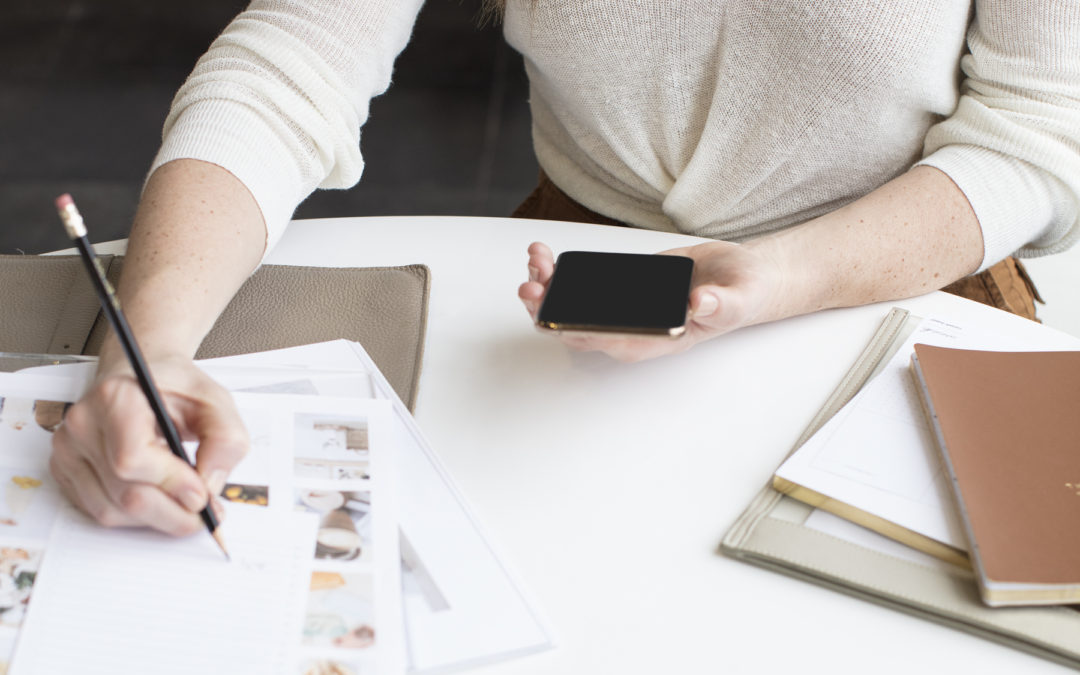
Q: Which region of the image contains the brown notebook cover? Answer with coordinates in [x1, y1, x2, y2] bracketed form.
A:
[911, 344, 1080, 607]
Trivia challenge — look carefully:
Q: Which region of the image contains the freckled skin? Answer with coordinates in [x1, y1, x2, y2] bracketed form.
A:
[517, 167, 982, 359]
[735, 165, 982, 322]
[65, 158, 984, 533]
[107, 159, 266, 363]
[49, 159, 264, 536]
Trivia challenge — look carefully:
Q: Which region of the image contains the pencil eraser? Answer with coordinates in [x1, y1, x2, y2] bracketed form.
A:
[54, 193, 86, 238]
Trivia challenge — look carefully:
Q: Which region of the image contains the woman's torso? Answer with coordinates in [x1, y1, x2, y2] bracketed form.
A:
[504, 0, 973, 239]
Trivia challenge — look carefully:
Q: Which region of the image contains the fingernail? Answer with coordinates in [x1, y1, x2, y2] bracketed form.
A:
[695, 292, 719, 318]
[180, 488, 205, 512]
[528, 265, 539, 283]
[206, 469, 227, 497]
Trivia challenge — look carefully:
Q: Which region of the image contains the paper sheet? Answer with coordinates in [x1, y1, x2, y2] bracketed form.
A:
[16, 341, 553, 672]
[258, 394, 405, 674]
[0, 374, 86, 668]
[0, 373, 406, 675]
[202, 341, 554, 672]
[12, 508, 316, 675]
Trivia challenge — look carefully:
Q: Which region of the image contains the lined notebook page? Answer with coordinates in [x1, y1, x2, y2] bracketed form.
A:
[11, 507, 316, 675]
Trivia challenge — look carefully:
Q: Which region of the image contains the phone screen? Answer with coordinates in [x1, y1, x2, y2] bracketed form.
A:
[536, 251, 694, 336]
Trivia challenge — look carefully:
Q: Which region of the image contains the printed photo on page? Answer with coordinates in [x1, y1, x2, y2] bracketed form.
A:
[228, 393, 406, 675]
[0, 373, 94, 673]
[200, 341, 554, 671]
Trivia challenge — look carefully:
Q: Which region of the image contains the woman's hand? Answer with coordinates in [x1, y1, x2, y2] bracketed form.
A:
[50, 355, 248, 536]
[518, 240, 786, 362]
[48, 159, 266, 536]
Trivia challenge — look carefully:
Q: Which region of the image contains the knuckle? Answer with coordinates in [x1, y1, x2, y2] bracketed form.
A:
[110, 447, 145, 481]
[87, 500, 122, 528]
[96, 375, 129, 399]
[192, 376, 226, 402]
[117, 485, 148, 516]
[223, 431, 251, 461]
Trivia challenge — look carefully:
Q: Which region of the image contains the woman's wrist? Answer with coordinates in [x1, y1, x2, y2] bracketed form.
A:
[95, 337, 191, 381]
[741, 166, 984, 323]
[740, 232, 819, 326]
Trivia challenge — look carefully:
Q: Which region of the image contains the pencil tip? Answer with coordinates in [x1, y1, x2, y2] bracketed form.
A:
[212, 529, 230, 561]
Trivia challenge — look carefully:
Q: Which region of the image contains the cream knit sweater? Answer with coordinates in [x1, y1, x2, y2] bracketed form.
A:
[153, 1, 1080, 271]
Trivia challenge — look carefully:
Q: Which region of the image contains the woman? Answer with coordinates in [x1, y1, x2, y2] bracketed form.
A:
[51, 1, 1080, 533]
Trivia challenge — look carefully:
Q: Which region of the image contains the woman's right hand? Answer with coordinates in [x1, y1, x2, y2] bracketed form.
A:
[48, 159, 267, 536]
[50, 355, 249, 536]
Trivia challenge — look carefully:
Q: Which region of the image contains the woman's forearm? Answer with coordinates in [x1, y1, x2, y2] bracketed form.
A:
[745, 165, 985, 324]
[98, 159, 267, 371]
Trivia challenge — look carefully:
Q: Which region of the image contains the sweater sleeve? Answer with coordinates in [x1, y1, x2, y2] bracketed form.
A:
[916, 0, 1080, 272]
[149, 0, 425, 255]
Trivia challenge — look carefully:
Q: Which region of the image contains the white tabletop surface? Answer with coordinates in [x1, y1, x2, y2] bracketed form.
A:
[101, 216, 1076, 674]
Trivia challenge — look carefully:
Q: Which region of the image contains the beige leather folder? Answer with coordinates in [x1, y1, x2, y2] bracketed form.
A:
[0, 254, 430, 410]
[721, 307, 1080, 670]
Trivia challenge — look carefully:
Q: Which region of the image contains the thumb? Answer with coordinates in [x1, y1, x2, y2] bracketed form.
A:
[688, 285, 742, 332]
[691, 288, 719, 319]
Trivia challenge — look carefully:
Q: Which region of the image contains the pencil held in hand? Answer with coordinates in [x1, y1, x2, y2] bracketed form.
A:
[54, 193, 230, 560]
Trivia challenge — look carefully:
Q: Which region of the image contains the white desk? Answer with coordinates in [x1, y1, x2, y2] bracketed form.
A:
[102, 216, 1073, 674]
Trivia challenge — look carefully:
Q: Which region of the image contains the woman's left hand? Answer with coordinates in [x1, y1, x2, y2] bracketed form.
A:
[518, 240, 787, 362]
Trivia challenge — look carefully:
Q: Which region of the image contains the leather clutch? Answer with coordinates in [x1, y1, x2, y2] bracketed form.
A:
[0, 254, 430, 410]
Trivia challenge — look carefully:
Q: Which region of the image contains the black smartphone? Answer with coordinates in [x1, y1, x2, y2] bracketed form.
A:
[536, 251, 694, 337]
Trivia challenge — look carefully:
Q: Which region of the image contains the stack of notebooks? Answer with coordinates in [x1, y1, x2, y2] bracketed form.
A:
[723, 307, 1080, 669]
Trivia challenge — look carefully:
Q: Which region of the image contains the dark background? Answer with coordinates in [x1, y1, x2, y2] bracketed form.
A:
[0, 0, 537, 254]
